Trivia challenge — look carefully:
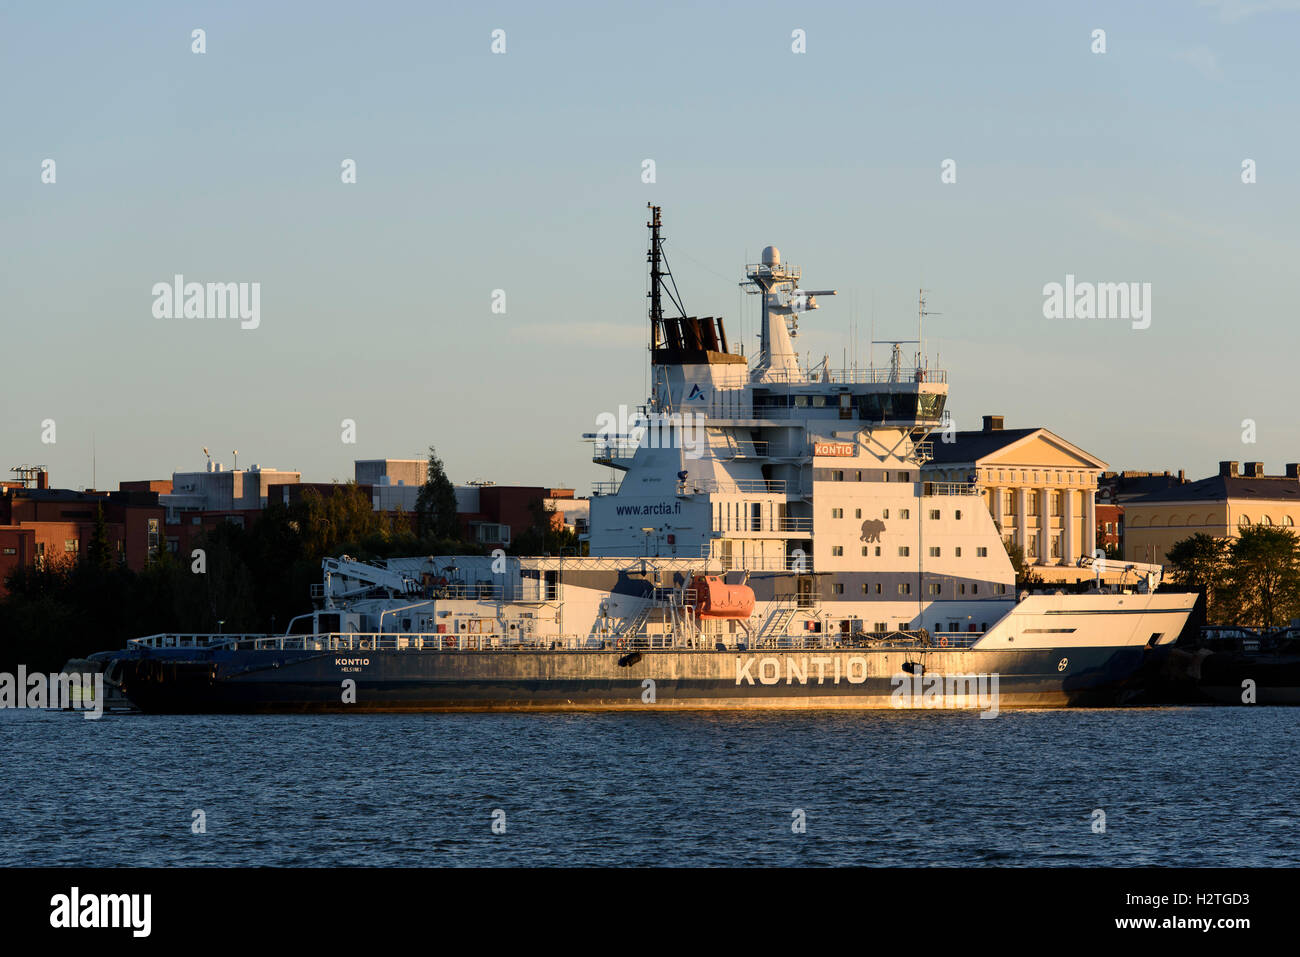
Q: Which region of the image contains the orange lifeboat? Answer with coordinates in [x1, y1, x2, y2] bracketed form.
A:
[688, 574, 755, 619]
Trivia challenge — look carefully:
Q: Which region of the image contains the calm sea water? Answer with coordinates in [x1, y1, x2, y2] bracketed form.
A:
[0, 707, 1293, 867]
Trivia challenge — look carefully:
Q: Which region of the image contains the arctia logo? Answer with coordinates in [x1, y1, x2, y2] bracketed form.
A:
[686, 384, 707, 401]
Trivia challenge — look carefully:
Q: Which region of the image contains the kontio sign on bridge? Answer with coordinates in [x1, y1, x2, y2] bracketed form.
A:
[813, 442, 855, 457]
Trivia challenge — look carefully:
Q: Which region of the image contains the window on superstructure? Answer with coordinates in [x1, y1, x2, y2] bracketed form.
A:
[955, 547, 962, 557]
[898, 471, 910, 482]
[927, 584, 941, 595]
[977, 546, 988, 557]
[861, 546, 868, 556]
[929, 509, 940, 520]
[831, 470, 844, 481]
[898, 546, 909, 557]
[855, 508, 862, 518]
[929, 547, 940, 557]
[855, 471, 862, 481]
[972, 584, 979, 594]
[995, 584, 1008, 595]
[959, 584, 966, 595]
[874, 547, 881, 557]
[876, 622, 888, 632]
[832, 583, 844, 594]
[883, 509, 890, 519]
[956, 510, 963, 520]
[831, 508, 843, 518]
[861, 583, 869, 594]
[900, 508, 910, 519]
[832, 546, 843, 556]
[898, 583, 911, 595]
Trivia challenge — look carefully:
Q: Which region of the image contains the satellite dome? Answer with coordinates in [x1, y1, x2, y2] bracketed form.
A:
[761, 245, 780, 266]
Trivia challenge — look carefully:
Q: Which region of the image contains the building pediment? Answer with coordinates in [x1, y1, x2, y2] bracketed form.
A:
[979, 431, 1107, 471]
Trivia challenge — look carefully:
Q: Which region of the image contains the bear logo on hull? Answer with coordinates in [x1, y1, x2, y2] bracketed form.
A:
[860, 519, 886, 543]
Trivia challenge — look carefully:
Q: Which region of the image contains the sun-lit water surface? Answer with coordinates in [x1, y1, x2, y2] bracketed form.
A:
[0, 707, 1292, 866]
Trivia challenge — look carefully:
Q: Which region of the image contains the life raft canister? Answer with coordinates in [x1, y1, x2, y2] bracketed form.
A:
[687, 574, 756, 619]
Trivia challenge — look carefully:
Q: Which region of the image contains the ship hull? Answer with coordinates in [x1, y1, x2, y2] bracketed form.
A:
[114, 644, 1158, 713]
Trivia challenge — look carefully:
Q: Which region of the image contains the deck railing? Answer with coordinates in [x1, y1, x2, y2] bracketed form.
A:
[127, 629, 984, 654]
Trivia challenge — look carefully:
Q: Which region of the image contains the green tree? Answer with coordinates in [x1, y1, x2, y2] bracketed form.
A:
[86, 503, 113, 572]
[1003, 535, 1041, 587]
[1164, 533, 1231, 622]
[1221, 526, 1300, 628]
[415, 446, 460, 544]
[512, 498, 586, 555]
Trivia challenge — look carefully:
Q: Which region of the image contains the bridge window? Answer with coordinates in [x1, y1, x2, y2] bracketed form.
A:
[900, 508, 910, 519]
[898, 583, 911, 595]
[831, 546, 843, 556]
[928, 583, 941, 595]
[977, 547, 988, 557]
[899, 546, 910, 557]
[832, 583, 844, 594]
[929, 547, 940, 557]
[929, 509, 940, 520]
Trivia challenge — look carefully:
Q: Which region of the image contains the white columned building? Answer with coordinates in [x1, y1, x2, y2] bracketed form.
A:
[922, 415, 1108, 583]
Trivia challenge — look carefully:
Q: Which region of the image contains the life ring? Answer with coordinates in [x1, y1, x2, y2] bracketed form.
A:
[442, 635, 456, 650]
[616, 638, 628, 650]
[939, 636, 948, 647]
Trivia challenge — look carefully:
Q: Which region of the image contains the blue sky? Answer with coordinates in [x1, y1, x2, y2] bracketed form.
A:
[3, 0, 1298, 492]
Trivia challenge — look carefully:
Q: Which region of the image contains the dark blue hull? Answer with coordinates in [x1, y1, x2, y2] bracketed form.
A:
[111, 644, 1160, 712]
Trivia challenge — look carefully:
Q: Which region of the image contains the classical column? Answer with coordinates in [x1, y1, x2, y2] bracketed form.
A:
[1038, 486, 1050, 566]
[1084, 484, 1097, 558]
[990, 485, 1003, 537]
[1015, 487, 1028, 560]
[1063, 486, 1076, 566]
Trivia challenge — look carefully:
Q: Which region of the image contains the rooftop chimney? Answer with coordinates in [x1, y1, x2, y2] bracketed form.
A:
[36, 470, 49, 490]
[1287, 463, 1300, 480]
[1219, 461, 1239, 478]
[982, 415, 1004, 432]
[1246, 461, 1265, 477]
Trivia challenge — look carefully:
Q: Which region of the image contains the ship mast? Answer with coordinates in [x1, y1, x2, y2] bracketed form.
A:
[645, 204, 689, 357]
[647, 204, 663, 353]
